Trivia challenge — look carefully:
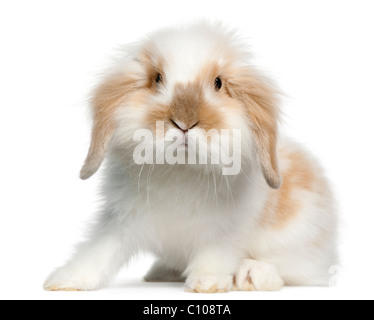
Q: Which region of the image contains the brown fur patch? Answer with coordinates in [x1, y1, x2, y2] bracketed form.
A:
[170, 83, 202, 128]
[196, 65, 229, 131]
[145, 104, 172, 133]
[261, 148, 316, 229]
[80, 73, 138, 180]
[145, 78, 225, 135]
[139, 48, 166, 91]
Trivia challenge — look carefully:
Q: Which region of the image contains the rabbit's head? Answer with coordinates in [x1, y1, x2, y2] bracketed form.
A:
[80, 22, 282, 189]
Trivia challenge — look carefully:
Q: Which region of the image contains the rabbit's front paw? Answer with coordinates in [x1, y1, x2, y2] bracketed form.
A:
[185, 273, 233, 293]
[235, 259, 284, 291]
[44, 265, 103, 292]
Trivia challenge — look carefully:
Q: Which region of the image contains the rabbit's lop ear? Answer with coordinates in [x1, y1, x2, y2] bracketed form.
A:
[80, 73, 136, 180]
[228, 71, 282, 189]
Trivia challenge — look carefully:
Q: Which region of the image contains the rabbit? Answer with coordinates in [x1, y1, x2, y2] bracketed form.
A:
[44, 21, 338, 293]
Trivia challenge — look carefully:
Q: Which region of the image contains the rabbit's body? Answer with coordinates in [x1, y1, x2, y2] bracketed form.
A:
[45, 22, 338, 292]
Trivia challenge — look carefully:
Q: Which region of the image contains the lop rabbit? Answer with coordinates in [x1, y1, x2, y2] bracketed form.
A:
[45, 22, 338, 292]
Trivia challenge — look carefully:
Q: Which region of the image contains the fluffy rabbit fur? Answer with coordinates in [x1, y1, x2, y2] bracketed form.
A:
[45, 22, 338, 292]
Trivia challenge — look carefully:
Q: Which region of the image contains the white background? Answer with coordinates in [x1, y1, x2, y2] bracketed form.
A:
[1, 0, 373, 300]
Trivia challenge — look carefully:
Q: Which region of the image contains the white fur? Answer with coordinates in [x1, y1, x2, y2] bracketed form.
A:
[235, 259, 284, 291]
[44, 22, 338, 292]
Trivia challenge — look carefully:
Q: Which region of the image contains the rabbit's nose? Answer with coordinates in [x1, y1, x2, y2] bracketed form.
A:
[170, 119, 199, 133]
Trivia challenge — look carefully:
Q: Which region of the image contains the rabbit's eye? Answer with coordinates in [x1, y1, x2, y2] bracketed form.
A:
[156, 73, 163, 84]
[214, 77, 222, 91]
